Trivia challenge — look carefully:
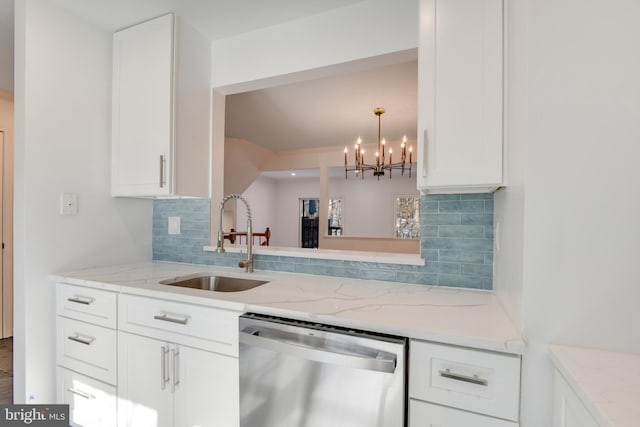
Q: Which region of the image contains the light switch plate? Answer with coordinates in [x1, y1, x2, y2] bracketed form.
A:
[168, 216, 181, 235]
[60, 193, 78, 215]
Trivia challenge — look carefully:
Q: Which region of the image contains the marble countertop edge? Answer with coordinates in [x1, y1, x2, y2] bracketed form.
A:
[549, 344, 640, 427]
[51, 261, 524, 356]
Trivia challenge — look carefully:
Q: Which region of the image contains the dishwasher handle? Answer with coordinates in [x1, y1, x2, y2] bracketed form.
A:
[240, 326, 397, 374]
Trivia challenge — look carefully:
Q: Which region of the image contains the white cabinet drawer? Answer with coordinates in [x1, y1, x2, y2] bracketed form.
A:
[118, 294, 241, 356]
[57, 367, 117, 427]
[56, 317, 117, 385]
[410, 340, 520, 422]
[410, 399, 518, 427]
[57, 283, 117, 328]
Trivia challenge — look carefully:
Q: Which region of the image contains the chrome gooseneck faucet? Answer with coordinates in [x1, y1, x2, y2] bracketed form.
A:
[216, 194, 253, 273]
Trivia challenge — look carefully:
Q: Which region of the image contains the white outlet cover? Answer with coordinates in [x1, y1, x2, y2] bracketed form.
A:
[60, 193, 78, 215]
[168, 216, 181, 235]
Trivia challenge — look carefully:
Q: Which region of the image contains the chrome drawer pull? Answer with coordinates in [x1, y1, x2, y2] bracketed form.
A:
[67, 387, 94, 400]
[154, 313, 189, 325]
[67, 296, 94, 305]
[439, 368, 488, 386]
[171, 348, 180, 392]
[68, 334, 95, 346]
[160, 346, 169, 390]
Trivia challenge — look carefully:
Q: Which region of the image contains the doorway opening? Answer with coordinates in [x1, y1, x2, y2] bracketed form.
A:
[300, 199, 319, 248]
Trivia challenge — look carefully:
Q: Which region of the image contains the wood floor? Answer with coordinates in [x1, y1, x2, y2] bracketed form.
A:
[0, 337, 12, 403]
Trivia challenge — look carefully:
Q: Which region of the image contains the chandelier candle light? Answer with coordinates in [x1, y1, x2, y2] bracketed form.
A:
[344, 107, 413, 179]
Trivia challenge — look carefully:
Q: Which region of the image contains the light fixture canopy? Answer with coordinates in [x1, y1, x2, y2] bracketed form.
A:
[344, 107, 413, 180]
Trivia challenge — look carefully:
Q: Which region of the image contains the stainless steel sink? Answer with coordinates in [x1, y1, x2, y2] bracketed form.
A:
[159, 273, 268, 292]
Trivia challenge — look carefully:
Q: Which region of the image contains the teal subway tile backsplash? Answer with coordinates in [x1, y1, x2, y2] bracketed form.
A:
[152, 193, 494, 289]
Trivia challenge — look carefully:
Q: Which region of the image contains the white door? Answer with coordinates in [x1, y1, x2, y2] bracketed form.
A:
[174, 346, 239, 427]
[118, 332, 174, 427]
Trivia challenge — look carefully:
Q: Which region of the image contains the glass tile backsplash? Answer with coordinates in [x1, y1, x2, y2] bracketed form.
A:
[152, 193, 494, 289]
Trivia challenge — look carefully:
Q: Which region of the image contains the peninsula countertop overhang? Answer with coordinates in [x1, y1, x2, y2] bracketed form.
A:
[51, 261, 524, 355]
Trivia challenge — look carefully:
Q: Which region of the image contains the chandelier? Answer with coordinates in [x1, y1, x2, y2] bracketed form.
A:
[344, 107, 413, 179]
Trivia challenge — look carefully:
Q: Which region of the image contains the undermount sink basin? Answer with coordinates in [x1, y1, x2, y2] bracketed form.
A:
[159, 273, 268, 292]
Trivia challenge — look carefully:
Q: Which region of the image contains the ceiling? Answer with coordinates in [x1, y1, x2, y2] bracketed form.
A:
[0, 0, 369, 91]
[1, 0, 417, 153]
[225, 59, 417, 152]
[261, 167, 346, 181]
[48, 0, 369, 40]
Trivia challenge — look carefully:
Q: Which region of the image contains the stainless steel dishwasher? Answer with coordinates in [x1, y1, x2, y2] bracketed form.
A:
[239, 313, 407, 427]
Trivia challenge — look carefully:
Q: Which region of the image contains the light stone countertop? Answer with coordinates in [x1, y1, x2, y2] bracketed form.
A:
[51, 260, 524, 355]
[549, 344, 640, 427]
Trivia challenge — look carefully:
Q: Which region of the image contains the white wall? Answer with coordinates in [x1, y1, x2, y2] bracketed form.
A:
[495, 0, 640, 425]
[237, 175, 278, 242]
[211, 0, 418, 92]
[494, 0, 527, 343]
[329, 174, 419, 238]
[272, 178, 320, 247]
[14, 0, 152, 403]
[241, 172, 418, 247]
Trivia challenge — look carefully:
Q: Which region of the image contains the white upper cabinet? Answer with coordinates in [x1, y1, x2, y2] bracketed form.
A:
[111, 14, 211, 198]
[417, 0, 503, 194]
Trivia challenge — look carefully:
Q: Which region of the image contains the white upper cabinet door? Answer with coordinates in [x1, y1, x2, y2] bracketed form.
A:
[418, 0, 503, 194]
[112, 14, 174, 197]
[111, 14, 211, 198]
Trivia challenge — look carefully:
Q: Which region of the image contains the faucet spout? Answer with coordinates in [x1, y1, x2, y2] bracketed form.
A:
[216, 194, 254, 273]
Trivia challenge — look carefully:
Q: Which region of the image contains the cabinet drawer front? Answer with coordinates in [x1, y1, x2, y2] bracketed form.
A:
[118, 294, 240, 356]
[410, 399, 518, 427]
[410, 340, 520, 422]
[56, 317, 117, 385]
[57, 367, 117, 427]
[57, 283, 117, 328]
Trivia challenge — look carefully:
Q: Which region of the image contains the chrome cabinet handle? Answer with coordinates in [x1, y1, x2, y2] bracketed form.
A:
[171, 348, 180, 392]
[160, 346, 170, 390]
[67, 387, 94, 400]
[439, 368, 489, 386]
[159, 154, 166, 188]
[67, 334, 95, 345]
[240, 326, 397, 374]
[67, 296, 94, 305]
[154, 313, 189, 325]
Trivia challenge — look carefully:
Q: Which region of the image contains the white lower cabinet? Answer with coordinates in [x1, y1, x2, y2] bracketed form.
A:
[57, 367, 117, 427]
[553, 369, 599, 427]
[118, 331, 238, 427]
[409, 339, 521, 426]
[410, 400, 517, 427]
